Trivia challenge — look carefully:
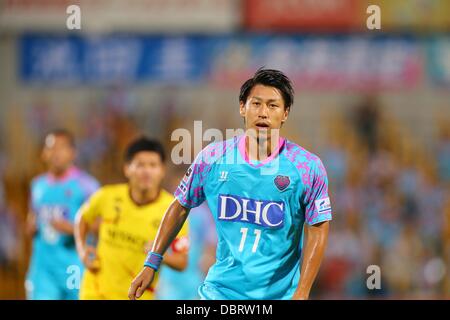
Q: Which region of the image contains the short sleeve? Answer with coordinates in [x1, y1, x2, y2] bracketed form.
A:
[80, 175, 100, 200]
[303, 158, 333, 225]
[67, 175, 99, 222]
[29, 180, 39, 214]
[77, 188, 104, 225]
[174, 150, 209, 209]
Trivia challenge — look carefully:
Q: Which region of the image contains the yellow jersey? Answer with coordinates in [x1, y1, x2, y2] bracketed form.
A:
[78, 184, 188, 300]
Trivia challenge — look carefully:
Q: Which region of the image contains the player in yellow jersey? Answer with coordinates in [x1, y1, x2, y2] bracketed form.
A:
[74, 137, 189, 300]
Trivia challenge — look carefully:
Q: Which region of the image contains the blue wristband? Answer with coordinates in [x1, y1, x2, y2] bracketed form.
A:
[144, 252, 163, 271]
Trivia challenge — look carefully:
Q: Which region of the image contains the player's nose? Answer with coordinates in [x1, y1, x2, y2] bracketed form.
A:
[257, 104, 269, 117]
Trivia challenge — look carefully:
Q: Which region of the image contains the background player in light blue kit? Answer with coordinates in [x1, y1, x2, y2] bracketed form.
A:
[26, 129, 99, 300]
[129, 69, 332, 300]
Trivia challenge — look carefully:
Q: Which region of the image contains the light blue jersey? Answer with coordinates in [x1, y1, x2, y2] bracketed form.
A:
[26, 166, 99, 300]
[174, 135, 332, 300]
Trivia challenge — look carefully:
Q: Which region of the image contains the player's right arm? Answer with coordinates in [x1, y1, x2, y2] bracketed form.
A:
[74, 189, 104, 273]
[25, 210, 37, 238]
[27, 180, 39, 238]
[75, 213, 100, 273]
[128, 199, 190, 300]
[293, 157, 332, 300]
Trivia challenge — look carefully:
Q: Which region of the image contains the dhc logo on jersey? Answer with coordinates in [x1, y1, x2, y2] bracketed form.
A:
[218, 194, 285, 228]
[38, 205, 69, 222]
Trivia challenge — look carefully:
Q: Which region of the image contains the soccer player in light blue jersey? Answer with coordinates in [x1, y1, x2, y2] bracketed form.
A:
[26, 129, 99, 300]
[129, 69, 332, 300]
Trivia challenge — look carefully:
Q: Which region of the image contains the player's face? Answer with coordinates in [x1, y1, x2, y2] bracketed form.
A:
[42, 134, 75, 174]
[239, 84, 289, 139]
[125, 151, 165, 193]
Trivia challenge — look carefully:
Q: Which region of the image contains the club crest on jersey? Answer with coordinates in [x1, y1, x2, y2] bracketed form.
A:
[218, 194, 285, 228]
[274, 175, 290, 191]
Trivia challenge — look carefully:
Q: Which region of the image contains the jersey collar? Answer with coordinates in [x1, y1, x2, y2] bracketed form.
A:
[237, 134, 286, 168]
[47, 166, 79, 184]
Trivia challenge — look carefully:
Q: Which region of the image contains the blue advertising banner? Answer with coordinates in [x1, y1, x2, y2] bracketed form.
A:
[20, 34, 213, 85]
[20, 34, 426, 91]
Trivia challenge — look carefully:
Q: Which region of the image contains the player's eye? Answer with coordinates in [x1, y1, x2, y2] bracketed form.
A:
[269, 104, 278, 108]
[252, 101, 261, 106]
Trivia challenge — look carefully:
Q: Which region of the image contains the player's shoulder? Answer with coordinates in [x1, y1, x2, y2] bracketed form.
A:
[66, 167, 99, 198]
[74, 168, 98, 183]
[92, 183, 126, 199]
[196, 135, 239, 165]
[31, 172, 49, 189]
[74, 169, 100, 189]
[282, 139, 325, 172]
[98, 183, 127, 194]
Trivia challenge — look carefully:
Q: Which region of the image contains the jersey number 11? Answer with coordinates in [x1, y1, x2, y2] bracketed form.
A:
[238, 227, 261, 253]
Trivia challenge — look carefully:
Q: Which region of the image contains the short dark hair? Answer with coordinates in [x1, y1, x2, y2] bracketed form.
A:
[45, 128, 75, 147]
[239, 68, 294, 111]
[124, 136, 166, 163]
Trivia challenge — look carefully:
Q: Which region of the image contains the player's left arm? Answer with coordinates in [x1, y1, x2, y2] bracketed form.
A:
[51, 176, 100, 235]
[292, 221, 329, 300]
[161, 224, 190, 271]
[50, 218, 75, 235]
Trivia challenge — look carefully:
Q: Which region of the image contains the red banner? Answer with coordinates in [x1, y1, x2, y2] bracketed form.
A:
[244, 0, 364, 31]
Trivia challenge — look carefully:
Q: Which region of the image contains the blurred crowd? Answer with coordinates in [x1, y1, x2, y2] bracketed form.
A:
[315, 97, 450, 298]
[0, 89, 449, 299]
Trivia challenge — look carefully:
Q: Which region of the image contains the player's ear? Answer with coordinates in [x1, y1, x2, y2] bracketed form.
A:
[239, 100, 246, 118]
[281, 106, 289, 123]
[123, 163, 131, 179]
[160, 162, 166, 176]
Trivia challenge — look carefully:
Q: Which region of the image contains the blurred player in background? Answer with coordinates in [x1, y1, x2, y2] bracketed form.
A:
[129, 69, 332, 300]
[26, 129, 100, 300]
[75, 137, 189, 300]
[156, 202, 216, 300]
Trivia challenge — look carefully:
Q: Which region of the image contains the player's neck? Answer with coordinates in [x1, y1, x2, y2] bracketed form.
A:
[245, 135, 276, 162]
[128, 186, 160, 206]
[48, 165, 74, 180]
